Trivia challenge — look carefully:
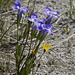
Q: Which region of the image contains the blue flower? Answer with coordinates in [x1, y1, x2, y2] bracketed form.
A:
[43, 7, 60, 23]
[27, 13, 46, 26]
[11, 0, 30, 18]
[37, 23, 53, 34]
[27, 13, 53, 34]
[27, 13, 47, 31]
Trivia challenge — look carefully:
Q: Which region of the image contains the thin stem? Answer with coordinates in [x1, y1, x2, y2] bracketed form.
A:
[21, 21, 31, 55]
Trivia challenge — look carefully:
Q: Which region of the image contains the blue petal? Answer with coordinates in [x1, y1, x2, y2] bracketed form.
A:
[37, 25, 43, 31]
[15, 0, 21, 7]
[27, 16, 35, 22]
[46, 24, 53, 28]
[11, 6, 19, 10]
[35, 22, 43, 27]
[42, 11, 48, 14]
[52, 15, 59, 18]
[21, 7, 30, 12]
[57, 11, 60, 14]
[40, 19, 47, 22]
[46, 29, 53, 34]
[52, 11, 60, 14]
[31, 13, 38, 19]
[45, 7, 51, 11]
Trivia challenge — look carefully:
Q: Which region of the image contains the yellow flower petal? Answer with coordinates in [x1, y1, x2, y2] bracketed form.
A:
[42, 43, 51, 51]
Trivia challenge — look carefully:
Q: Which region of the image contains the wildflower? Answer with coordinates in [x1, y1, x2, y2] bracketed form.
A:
[27, 13, 47, 26]
[32, 50, 34, 53]
[27, 13, 47, 22]
[42, 43, 51, 51]
[43, 7, 60, 23]
[27, 13, 47, 31]
[11, 0, 30, 18]
[37, 23, 53, 34]
[27, 13, 53, 34]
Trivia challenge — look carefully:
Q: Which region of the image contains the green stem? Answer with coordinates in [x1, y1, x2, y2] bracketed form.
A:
[21, 21, 31, 55]
[16, 14, 21, 75]
[70, 0, 72, 10]
[33, 32, 41, 50]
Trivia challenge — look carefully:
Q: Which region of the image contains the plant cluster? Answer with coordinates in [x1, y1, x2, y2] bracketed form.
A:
[0, 0, 60, 75]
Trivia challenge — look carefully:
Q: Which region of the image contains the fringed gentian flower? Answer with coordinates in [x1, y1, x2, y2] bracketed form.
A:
[37, 22, 53, 35]
[11, 0, 30, 19]
[43, 7, 60, 23]
[27, 13, 46, 25]
[27, 13, 53, 35]
[27, 13, 47, 31]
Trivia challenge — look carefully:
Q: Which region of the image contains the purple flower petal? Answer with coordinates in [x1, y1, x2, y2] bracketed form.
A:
[37, 25, 43, 31]
[27, 13, 40, 23]
[31, 13, 38, 19]
[45, 7, 51, 11]
[57, 11, 60, 14]
[35, 22, 43, 27]
[52, 15, 59, 18]
[46, 29, 53, 34]
[43, 7, 60, 21]
[40, 19, 47, 22]
[52, 11, 60, 14]
[21, 7, 27, 12]
[46, 24, 53, 28]
[21, 7, 30, 12]
[27, 16, 35, 22]
[11, 6, 19, 10]
[15, 0, 21, 7]
[42, 11, 48, 14]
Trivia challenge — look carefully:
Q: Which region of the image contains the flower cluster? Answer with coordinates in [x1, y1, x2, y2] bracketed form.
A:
[27, 8, 59, 35]
[11, 0, 60, 74]
[11, 0, 60, 35]
[27, 13, 53, 35]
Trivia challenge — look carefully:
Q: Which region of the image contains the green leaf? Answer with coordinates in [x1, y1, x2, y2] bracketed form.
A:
[70, 0, 72, 10]
[35, 42, 41, 54]
[66, 25, 69, 31]
[23, 28, 28, 39]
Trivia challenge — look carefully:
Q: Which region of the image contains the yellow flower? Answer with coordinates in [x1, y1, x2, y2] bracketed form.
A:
[42, 43, 51, 51]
